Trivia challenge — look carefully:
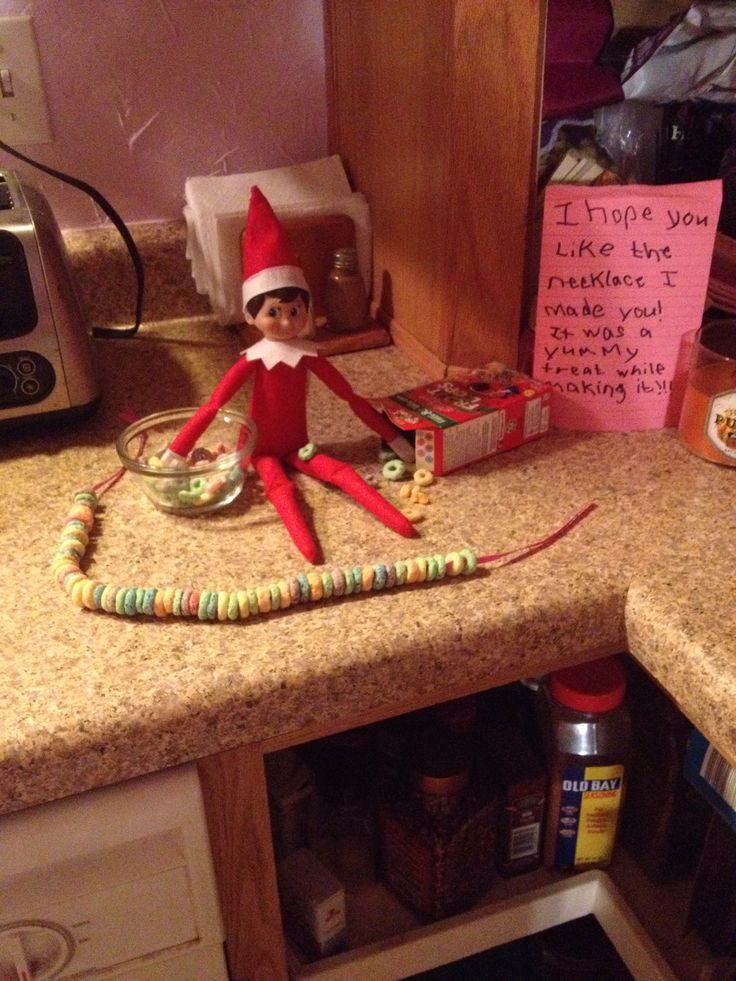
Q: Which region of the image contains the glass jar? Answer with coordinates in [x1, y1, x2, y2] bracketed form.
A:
[377, 730, 496, 920]
[678, 320, 736, 466]
[324, 246, 368, 333]
[539, 656, 631, 871]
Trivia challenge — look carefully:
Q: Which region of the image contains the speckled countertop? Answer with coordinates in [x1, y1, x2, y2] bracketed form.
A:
[2, 316, 735, 817]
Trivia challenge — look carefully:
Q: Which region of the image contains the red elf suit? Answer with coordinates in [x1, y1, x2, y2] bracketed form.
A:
[168, 186, 415, 564]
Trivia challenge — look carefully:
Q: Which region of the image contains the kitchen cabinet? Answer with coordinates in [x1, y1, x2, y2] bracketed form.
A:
[324, 0, 546, 376]
[197, 658, 729, 981]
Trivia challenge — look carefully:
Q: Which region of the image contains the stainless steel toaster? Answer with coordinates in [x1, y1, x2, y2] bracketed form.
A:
[0, 169, 99, 428]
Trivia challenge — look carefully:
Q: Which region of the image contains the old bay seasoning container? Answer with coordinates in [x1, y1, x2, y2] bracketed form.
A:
[539, 656, 631, 871]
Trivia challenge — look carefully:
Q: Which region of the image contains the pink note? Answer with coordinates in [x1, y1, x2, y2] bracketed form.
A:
[533, 181, 722, 431]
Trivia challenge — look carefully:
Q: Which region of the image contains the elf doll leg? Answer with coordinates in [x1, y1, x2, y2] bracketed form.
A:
[287, 452, 416, 539]
[253, 455, 322, 565]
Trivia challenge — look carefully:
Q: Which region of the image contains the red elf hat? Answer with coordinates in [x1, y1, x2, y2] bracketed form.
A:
[242, 185, 310, 310]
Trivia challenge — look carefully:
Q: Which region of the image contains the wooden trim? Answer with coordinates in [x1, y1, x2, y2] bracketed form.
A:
[295, 871, 675, 981]
[323, 0, 341, 157]
[385, 311, 450, 379]
[198, 744, 288, 981]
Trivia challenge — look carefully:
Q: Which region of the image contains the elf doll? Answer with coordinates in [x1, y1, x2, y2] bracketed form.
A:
[167, 186, 416, 564]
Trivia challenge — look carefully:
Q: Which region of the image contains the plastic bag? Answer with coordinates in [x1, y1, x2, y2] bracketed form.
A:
[593, 101, 663, 183]
[622, 2, 736, 104]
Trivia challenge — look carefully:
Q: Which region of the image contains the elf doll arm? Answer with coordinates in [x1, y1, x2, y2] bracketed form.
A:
[307, 357, 414, 462]
[168, 355, 257, 458]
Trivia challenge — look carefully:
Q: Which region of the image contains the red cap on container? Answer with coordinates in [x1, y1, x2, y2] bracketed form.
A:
[549, 657, 626, 713]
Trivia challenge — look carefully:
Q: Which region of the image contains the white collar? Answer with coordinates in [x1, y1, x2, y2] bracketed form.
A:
[244, 337, 318, 369]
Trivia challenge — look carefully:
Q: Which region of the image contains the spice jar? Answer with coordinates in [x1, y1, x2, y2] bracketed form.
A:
[303, 729, 377, 890]
[539, 656, 631, 871]
[477, 683, 547, 877]
[324, 246, 368, 333]
[377, 729, 496, 920]
[265, 749, 317, 861]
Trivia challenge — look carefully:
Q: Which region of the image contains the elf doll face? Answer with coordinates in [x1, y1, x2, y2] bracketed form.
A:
[246, 293, 309, 341]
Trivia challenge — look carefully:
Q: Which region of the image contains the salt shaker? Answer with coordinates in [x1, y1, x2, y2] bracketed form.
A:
[324, 246, 368, 333]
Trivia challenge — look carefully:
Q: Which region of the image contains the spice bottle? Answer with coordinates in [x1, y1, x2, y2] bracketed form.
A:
[324, 246, 368, 333]
[377, 729, 496, 920]
[491, 726, 547, 877]
[477, 683, 546, 877]
[303, 729, 377, 890]
[265, 749, 317, 861]
[539, 656, 631, 871]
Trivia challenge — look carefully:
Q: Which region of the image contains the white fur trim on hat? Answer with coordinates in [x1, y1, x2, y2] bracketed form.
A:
[242, 264, 310, 309]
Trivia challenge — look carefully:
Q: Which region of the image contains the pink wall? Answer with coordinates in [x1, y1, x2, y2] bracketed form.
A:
[0, 0, 328, 229]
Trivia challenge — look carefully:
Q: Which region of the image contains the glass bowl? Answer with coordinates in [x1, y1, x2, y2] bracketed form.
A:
[116, 407, 257, 515]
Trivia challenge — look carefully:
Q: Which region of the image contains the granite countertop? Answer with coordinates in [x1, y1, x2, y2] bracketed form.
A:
[2, 318, 734, 817]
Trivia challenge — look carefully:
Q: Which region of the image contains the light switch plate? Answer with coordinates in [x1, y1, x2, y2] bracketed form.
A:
[0, 15, 52, 145]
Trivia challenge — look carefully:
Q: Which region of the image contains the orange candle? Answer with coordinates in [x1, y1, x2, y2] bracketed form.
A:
[678, 321, 736, 466]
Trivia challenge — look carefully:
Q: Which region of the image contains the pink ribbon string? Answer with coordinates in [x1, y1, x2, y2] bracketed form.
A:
[476, 502, 597, 568]
[92, 466, 128, 496]
[91, 409, 143, 497]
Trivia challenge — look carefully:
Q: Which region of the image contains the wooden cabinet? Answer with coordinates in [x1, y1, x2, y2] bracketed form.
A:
[197, 662, 731, 981]
[324, 1, 546, 376]
[324, 1, 695, 377]
[198, 744, 289, 981]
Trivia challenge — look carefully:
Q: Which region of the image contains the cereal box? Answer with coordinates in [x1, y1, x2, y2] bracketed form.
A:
[376, 364, 552, 475]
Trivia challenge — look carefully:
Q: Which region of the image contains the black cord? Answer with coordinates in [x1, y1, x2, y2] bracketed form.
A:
[0, 138, 144, 338]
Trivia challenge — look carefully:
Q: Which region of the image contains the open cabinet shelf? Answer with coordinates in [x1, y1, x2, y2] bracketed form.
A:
[286, 848, 732, 981]
[289, 865, 677, 980]
[200, 663, 734, 981]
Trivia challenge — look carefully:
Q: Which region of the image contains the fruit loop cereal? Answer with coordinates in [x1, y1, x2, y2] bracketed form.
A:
[148, 443, 241, 510]
[52, 481, 597, 624]
[52, 490, 479, 621]
[382, 458, 407, 481]
[413, 468, 434, 487]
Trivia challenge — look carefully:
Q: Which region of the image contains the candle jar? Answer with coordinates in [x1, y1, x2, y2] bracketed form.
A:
[678, 320, 736, 466]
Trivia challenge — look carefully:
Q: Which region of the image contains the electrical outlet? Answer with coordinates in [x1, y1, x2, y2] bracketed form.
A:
[0, 15, 52, 145]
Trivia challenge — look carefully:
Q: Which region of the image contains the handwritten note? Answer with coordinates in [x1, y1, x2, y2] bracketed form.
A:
[533, 181, 722, 430]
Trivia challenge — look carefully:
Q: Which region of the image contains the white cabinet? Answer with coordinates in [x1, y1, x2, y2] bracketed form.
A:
[0, 765, 227, 981]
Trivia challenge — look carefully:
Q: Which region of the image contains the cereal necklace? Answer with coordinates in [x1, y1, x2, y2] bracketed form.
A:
[53, 490, 479, 621]
[52, 489, 596, 622]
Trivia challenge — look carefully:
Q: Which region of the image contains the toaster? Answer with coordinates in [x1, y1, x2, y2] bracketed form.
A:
[0, 169, 99, 428]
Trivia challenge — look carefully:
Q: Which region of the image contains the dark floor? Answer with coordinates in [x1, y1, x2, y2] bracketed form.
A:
[404, 915, 633, 980]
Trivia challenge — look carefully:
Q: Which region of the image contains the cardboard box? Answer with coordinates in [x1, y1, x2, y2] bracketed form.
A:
[277, 848, 347, 960]
[684, 730, 736, 832]
[376, 364, 552, 475]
